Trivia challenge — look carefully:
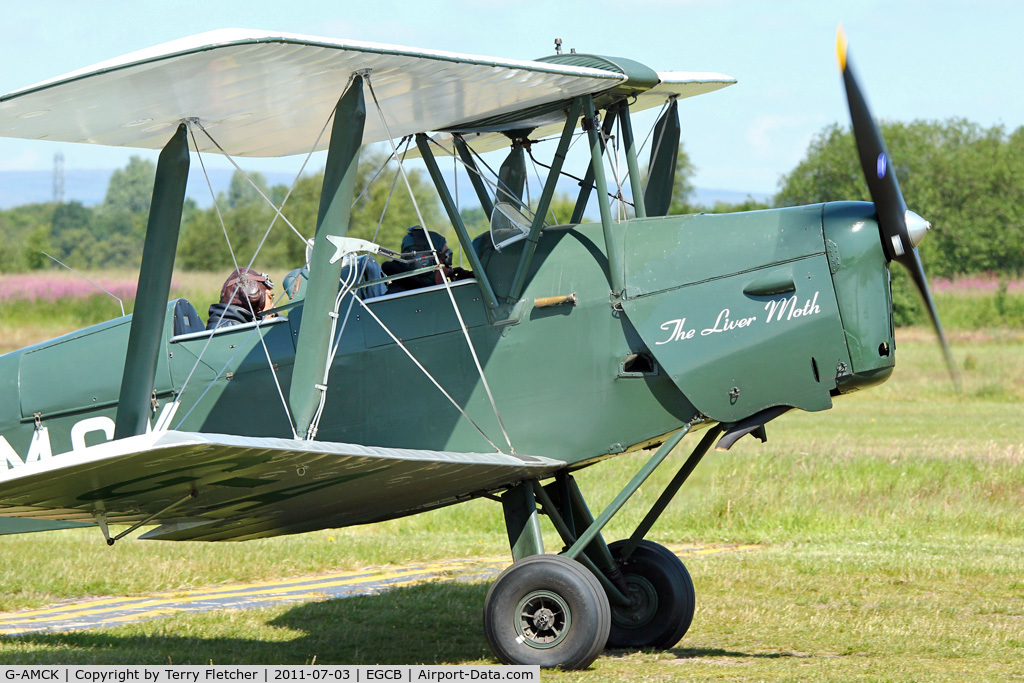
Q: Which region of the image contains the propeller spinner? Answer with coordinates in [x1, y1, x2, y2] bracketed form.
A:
[836, 27, 961, 391]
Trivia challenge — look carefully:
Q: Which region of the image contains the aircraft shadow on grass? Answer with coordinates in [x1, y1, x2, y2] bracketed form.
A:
[5, 581, 796, 666]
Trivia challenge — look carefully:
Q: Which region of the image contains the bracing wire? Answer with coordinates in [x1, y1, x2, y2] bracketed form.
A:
[429, 137, 541, 223]
[527, 153, 561, 226]
[173, 119, 336, 438]
[305, 138, 413, 439]
[352, 293, 501, 452]
[366, 75, 515, 454]
[190, 124, 297, 433]
[603, 120, 627, 222]
[193, 121, 316, 247]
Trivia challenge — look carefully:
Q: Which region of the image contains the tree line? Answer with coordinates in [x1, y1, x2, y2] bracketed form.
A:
[0, 149, 443, 274]
[1, 118, 1021, 283]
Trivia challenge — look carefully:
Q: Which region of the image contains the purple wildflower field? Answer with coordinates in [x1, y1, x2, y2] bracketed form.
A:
[0, 273, 181, 302]
[931, 274, 1023, 294]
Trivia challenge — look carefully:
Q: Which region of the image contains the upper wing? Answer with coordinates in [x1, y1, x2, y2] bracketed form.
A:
[0, 29, 625, 157]
[0, 431, 565, 541]
[423, 70, 737, 157]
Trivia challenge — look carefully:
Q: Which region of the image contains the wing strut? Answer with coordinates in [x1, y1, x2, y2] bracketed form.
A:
[508, 97, 584, 302]
[583, 96, 624, 297]
[616, 100, 647, 219]
[570, 106, 617, 224]
[368, 76, 514, 454]
[643, 98, 680, 217]
[416, 135, 500, 312]
[290, 76, 366, 439]
[113, 124, 190, 440]
[453, 135, 494, 220]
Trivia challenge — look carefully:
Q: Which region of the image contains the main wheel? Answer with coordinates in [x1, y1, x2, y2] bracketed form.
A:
[483, 554, 610, 669]
[605, 539, 695, 650]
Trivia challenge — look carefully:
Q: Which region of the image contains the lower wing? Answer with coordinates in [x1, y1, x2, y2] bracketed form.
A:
[0, 431, 565, 541]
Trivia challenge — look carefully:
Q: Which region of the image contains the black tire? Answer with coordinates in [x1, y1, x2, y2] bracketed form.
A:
[605, 539, 695, 650]
[483, 554, 611, 669]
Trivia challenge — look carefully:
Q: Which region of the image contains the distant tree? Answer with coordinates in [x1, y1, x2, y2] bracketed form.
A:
[636, 142, 697, 216]
[227, 170, 270, 209]
[177, 147, 443, 271]
[49, 201, 97, 267]
[667, 144, 697, 215]
[348, 148, 444, 249]
[459, 207, 489, 235]
[23, 226, 53, 270]
[103, 156, 156, 216]
[0, 203, 56, 271]
[774, 124, 866, 207]
[704, 196, 773, 213]
[776, 118, 1024, 279]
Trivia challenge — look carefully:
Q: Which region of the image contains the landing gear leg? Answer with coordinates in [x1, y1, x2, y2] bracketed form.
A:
[485, 480, 610, 669]
[533, 424, 722, 653]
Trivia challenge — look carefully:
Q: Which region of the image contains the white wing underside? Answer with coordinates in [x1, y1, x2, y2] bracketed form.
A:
[0, 29, 626, 157]
[0, 431, 565, 541]
[0, 30, 733, 158]
[423, 71, 737, 157]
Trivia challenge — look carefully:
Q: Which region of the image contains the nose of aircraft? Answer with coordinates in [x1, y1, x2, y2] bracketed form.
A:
[836, 26, 959, 391]
[904, 210, 930, 251]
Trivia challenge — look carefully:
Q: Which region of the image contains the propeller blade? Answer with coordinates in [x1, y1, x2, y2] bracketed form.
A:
[836, 26, 960, 391]
[836, 27, 911, 263]
[905, 248, 962, 392]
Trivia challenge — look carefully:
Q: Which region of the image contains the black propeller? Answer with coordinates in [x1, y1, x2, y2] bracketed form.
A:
[836, 27, 960, 391]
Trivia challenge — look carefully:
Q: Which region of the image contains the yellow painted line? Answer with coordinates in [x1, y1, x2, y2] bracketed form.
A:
[0, 545, 762, 633]
[1, 561, 496, 618]
[0, 594, 331, 634]
[0, 562, 507, 625]
[97, 593, 329, 625]
[683, 544, 762, 555]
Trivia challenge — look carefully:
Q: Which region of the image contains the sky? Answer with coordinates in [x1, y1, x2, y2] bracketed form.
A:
[1, 0, 1021, 200]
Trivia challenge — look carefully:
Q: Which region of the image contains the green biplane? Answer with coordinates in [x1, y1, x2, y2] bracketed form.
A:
[0, 28, 954, 668]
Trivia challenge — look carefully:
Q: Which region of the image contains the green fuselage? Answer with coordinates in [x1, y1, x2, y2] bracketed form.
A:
[0, 201, 894, 479]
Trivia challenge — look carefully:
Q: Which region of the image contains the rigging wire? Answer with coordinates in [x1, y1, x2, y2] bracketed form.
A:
[305, 136, 498, 447]
[172, 122, 305, 437]
[353, 294, 501, 452]
[522, 136, 632, 209]
[305, 139, 411, 439]
[428, 137, 541, 224]
[192, 119, 320, 247]
[366, 75, 515, 454]
[602, 119, 627, 222]
[192, 122, 295, 398]
[527, 153, 561, 226]
[350, 138, 409, 210]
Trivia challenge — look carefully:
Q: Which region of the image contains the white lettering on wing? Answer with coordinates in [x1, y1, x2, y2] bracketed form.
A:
[1, 428, 53, 470]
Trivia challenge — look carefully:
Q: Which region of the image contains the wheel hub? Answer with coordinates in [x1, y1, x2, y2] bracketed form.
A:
[611, 574, 659, 628]
[515, 590, 571, 649]
[532, 607, 556, 631]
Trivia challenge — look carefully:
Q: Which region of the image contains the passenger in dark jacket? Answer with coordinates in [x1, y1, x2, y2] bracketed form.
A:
[206, 267, 275, 330]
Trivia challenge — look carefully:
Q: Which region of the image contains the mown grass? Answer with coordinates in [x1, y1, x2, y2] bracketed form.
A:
[0, 276, 1022, 678]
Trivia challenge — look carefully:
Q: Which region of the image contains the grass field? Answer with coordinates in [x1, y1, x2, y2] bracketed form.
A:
[0, 275, 1022, 679]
